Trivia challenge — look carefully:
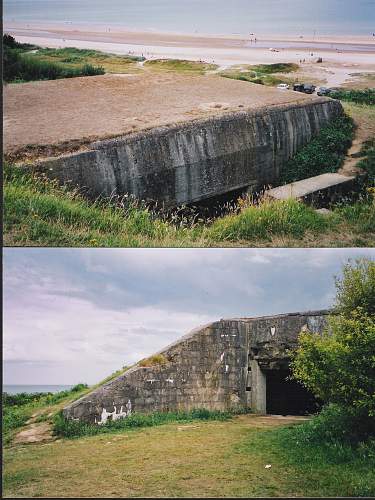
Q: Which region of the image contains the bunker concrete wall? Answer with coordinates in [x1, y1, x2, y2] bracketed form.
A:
[31, 99, 342, 207]
[63, 311, 329, 424]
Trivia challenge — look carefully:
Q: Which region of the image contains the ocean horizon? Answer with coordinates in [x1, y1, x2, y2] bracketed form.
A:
[3, 384, 75, 394]
[4, 0, 375, 37]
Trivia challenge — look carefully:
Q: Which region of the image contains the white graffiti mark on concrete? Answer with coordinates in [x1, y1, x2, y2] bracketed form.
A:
[97, 399, 132, 425]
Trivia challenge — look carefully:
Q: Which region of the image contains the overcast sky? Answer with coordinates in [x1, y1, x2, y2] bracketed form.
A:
[3, 248, 374, 386]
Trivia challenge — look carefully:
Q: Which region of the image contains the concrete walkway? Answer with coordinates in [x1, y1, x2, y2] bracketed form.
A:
[265, 172, 355, 202]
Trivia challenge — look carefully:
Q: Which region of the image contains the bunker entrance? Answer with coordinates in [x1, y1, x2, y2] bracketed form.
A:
[266, 369, 320, 416]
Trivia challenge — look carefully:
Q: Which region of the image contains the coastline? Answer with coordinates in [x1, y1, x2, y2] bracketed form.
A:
[4, 22, 375, 88]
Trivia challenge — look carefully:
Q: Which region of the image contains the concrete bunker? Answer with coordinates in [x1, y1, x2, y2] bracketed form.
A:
[15, 101, 342, 207]
[63, 310, 329, 423]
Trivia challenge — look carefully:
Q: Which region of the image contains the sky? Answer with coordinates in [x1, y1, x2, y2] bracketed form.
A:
[3, 248, 374, 385]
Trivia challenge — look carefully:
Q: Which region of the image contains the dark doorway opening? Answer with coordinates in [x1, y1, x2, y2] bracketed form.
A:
[266, 369, 321, 415]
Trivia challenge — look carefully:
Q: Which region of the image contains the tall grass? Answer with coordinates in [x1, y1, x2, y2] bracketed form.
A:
[144, 58, 218, 73]
[36, 46, 144, 63]
[5, 164, 375, 247]
[4, 49, 105, 82]
[53, 408, 235, 438]
[209, 198, 329, 241]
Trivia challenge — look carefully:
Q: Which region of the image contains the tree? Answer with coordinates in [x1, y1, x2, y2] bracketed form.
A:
[291, 259, 375, 419]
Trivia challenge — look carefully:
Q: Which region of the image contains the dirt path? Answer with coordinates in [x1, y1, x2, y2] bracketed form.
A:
[339, 102, 375, 177]
[13, 422, 55, 445]
[13, 410, 56, 445]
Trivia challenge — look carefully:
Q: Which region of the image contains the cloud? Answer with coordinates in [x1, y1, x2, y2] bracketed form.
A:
[3, 248, 374, 384]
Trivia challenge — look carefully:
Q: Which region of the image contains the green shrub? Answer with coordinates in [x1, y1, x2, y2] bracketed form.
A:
[3, 49, 105, 83]
[286, 404, 375, 445]
[2, 392, 48, 406]
[3, 33, 38, 51]
[280, 114, 355, 183]
[331, 89, 375, 106]
[291, 259, 375, 443]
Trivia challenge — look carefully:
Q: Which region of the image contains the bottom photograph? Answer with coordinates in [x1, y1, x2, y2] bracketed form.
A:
[3, 248, 375, 498]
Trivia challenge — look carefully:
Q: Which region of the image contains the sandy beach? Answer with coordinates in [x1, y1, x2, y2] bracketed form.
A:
[4, 22, 375, 87]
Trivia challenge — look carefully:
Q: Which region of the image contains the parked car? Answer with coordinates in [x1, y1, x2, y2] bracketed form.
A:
[293, 83, 305, 93]
[293, 83, 316, 94]
[317, 87, 332, 96]
[303, 83, 316, 94]
[277, 83, 290, 90]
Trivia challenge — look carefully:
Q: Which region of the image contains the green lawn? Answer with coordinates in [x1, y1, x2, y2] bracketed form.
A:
[3, 414, 374, 497]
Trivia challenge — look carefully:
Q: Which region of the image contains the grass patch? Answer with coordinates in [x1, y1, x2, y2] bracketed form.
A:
[33, 46, 143, 74]
[53, 408, 235, 439]
[336, 200, 375, 233]
[220, 62, 298, 87]
[139, 354, 168, 367]
[209, 198, 329, 241]
[280, 114, 355, 183]
[3, 35, 105, 82]
[4, 414, 373, 497]
[144, 58, 218, 73]
[4, 164, 375, 247]
[249, 63, 299, 74]
[239, 416, 375, 497]
[3, 165, 176, 247]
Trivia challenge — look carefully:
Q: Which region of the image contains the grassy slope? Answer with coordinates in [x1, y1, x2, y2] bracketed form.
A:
[144, 58, 218, 73]
[4, 415, 374, 497]
[31, 47, 143, 74]
[219, 62, 299, 87]
[22, 48, 219, 77]
[4, 167, 375, 247]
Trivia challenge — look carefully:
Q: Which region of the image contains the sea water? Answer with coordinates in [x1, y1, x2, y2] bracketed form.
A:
[4, 0, 375, 37]
[3, 384, 74, 394]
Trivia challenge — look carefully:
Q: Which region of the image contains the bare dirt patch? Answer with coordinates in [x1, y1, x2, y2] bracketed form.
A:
[13, 422, 55, 445]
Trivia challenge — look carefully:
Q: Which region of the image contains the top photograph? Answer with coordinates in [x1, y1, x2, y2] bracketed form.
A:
[3, 0, 375, 248]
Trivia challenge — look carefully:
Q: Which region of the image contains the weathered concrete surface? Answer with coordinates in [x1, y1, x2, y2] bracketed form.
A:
[25, 99, 342, 207]
[265, 172, 356, 206]
[63, 310, 329, 423]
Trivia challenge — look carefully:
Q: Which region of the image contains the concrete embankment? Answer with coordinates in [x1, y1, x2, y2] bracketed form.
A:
[27, 99, 342, 207]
